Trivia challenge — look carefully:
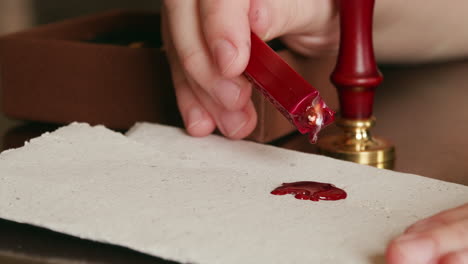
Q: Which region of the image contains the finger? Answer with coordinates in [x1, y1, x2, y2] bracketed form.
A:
[191, 80, 257, 139]
[199, 0, 251, 77]
[248, 0, 338, 41]
[164, 4, 257, 140]
[405, 204, 468, 234]
[220, 100, 257, 139]
[173, 68, 217, 137]
[162, 8, 216, 137]
[440, 249, 468, 264]
[386, 218, 468, 264]
[164, 0, 252, 111]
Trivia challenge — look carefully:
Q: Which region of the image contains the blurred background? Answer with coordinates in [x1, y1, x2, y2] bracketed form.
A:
[0, 0, 161, 34]
[0, 0, 161, 138]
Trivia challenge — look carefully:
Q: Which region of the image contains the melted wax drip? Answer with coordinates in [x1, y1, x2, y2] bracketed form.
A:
[271, 181, 347, 201]
[301, 96, 334, 144]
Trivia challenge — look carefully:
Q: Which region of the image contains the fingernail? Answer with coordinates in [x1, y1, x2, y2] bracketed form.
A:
[220, 111, 248, 138]
[395, 235, 435, 263]
[187, 107, 203, 129]
[213, 39, 238, 74]
[261, 30, 271, 41]
[214, 79, 241, 110]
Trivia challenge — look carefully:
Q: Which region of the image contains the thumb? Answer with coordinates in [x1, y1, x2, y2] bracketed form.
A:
[249, 0, 338, 41]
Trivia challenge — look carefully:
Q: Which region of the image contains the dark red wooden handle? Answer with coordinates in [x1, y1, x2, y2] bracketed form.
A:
[332, 0, 382, 119]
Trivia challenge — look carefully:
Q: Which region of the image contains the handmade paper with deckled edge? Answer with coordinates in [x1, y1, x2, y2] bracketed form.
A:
[1, 123, 468, 264]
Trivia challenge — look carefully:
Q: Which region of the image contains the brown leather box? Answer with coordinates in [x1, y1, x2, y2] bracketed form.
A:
[0, 10, 337, 142]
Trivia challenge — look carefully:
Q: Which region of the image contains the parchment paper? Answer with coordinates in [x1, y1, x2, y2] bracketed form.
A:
[1, 123, 467, 264]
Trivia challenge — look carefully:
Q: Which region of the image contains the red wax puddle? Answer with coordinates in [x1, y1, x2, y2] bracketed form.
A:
[271, 181, 347, 201]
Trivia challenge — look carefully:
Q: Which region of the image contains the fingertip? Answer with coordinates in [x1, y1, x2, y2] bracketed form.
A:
[440, 250, 468, 264]
[248, 1, 272, 41]
[219, 100, 257, 140]
[185, 109, 216, 137]
[213, 39, 237, 76]
[385, 239, 404, 264]
[186, 119, 216, 137]
[236, 79, 253, 110]
[212, 78, 252, 111]
[232, 100, 257, 139]
[245, 99, 258, 127]
[179, 94, 216, 137]
[199, 1, 251, 78]
[213, 38, 251, 78]
[385, 234, 435, 264]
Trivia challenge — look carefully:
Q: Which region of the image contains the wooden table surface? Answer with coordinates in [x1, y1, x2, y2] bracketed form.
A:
[1, 59, 468, 263]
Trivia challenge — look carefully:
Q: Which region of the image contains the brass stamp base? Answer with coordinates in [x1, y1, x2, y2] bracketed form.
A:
[317, 117, 395, 169]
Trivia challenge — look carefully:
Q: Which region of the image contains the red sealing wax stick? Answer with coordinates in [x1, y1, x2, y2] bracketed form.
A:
[244, 33, 335, 143]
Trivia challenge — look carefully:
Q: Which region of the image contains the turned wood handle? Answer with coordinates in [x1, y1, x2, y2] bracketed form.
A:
[331, 0, 382, 119]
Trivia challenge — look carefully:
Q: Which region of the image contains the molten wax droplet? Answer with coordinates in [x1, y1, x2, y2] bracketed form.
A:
[271, 181, 347, 201]
[306, 107, 319, 126]
[302, 96, 332, 144]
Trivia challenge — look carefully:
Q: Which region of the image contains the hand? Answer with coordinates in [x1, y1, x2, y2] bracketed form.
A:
[387, 203, 468, 264]
[161, 0, 339, 139]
